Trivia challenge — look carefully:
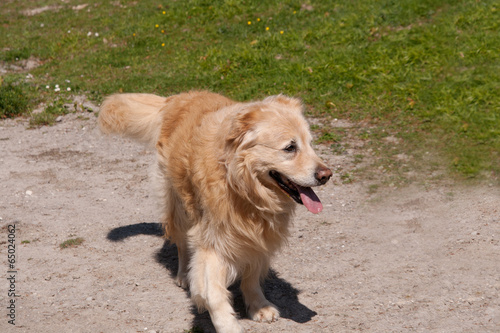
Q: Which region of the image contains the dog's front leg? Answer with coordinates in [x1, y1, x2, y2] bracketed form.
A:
[175, 238, 189, 289]
[189, 248, 243, 333]
[240, 267, 280, 323]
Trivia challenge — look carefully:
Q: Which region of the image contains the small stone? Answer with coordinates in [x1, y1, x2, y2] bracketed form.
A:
[55, 116, 63, 122]
[26, 190, 33, 196]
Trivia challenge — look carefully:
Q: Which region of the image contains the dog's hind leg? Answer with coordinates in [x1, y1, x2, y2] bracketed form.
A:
[189, 248, 243, 333]
[161, 181, 190, 289]
[240, 262, 280, 323]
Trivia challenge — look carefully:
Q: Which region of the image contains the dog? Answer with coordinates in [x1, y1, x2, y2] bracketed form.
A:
[98, 91, 332, 333]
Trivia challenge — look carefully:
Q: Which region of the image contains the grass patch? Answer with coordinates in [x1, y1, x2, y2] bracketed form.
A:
[0, 47, 32, 62]
[316, 129, 345, 144]
[29, 99, 73, 127]
[368, 184, 380, 194]
[59, 237, 85, 249]
[0, 82, 30, 118]
[0, 0, 498, 180]
[340, 172, 354, 184]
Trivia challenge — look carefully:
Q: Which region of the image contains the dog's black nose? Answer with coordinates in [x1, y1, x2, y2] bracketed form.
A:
[315, 166, 332, 185]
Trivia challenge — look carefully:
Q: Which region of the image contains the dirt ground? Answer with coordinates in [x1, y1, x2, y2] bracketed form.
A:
[1, 108, 499, 333]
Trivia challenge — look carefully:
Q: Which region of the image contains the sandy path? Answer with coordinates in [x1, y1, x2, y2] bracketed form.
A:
[1, 113, 499, 332]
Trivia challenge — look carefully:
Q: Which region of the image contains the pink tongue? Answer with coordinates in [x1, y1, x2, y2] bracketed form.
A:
[296, 185, 323, 214]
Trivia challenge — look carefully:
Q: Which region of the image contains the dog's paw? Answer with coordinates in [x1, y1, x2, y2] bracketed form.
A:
[217, 321, 244, 333]
[248, 303, 280, 323]
[213, 314, 244, 333]
[175, 275, 188, 289]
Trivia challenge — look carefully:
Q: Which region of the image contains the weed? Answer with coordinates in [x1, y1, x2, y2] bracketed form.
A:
[353, 154, 364, 164]
[368, 184, 379, 194]
[316, 130, 344, 144]
[29, 112, 57, 127]
[0, 83, 29, 118]
[59, 237, 85, 249]
[30, 99, 72, 127]
[340, 172, 354, 184]
[331, 143, 347, 155]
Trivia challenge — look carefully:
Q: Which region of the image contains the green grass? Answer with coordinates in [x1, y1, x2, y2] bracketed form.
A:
[59, 237, 85, 249]
[29, 98, 72, 127]
[0, 0, 498, 180]
[316, 129, 345, 144]
[0, 82, 30, 118]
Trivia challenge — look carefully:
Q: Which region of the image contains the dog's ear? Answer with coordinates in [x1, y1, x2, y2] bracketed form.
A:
[225, 108, 264, 150]
[263, 94, 303, 113]
[224, 107, 283, 212]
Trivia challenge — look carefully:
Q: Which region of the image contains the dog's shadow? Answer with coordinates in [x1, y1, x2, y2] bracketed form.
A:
[107, 222, 317, 332]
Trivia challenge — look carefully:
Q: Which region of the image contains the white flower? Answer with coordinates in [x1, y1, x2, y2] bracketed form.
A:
[95, 32, 99, 37]
[46, 85, 50, 89]
[55, 84, 59, 88]
[67, 87, 71, 91]
[55, 87, 61, 92]
[87, 31, 92, 37]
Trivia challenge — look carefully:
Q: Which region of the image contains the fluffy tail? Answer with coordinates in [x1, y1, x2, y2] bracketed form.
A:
[98, 93, 166, 147]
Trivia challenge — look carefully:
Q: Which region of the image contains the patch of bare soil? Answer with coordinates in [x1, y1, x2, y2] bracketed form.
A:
[0, 112, 499, 332]
[0, 57, 42, 74]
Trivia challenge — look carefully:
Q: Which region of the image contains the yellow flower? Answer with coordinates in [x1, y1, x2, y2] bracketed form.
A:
[161, 30, 165, 33]
[248, 21, 251, 25]
[163, 11, 166, 14]
[162, 43, 165, 47]
[280, 30, 284, 34]
[266, 27, 269, 31]
[257, 18, 261, 22]
[293, 11, 297, 14]
[133, 33, 136, 37]
[155, 24, 159, 28]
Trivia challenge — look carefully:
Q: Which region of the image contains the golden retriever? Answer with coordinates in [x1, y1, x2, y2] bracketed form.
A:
[98, 91, 332, 333]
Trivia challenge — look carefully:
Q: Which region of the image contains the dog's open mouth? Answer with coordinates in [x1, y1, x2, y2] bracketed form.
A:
[269, 170, 323, 214]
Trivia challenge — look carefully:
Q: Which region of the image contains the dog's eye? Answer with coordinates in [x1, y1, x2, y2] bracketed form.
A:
[284, 143, 297, 153]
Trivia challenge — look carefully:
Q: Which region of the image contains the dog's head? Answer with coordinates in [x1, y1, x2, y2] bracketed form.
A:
[224, 95, 332, 214]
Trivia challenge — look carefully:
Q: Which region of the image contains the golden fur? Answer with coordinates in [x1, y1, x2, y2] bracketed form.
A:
[99, 91, 331, 333]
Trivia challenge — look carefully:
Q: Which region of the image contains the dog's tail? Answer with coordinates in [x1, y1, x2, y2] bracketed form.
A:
[98, 93, 166, 147]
